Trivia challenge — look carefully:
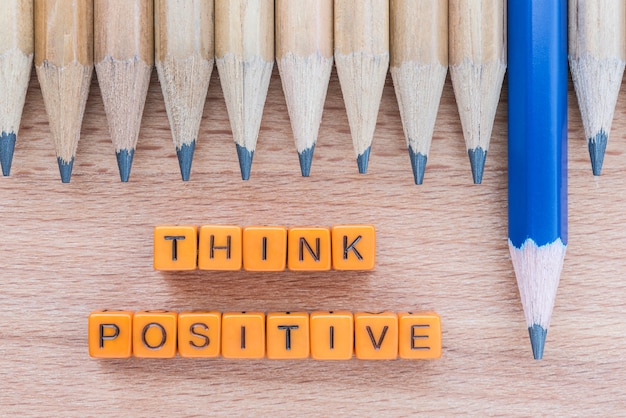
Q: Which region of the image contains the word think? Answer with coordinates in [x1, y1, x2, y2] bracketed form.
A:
[89, 310, 441, 360]
[154, 224, 376, 271]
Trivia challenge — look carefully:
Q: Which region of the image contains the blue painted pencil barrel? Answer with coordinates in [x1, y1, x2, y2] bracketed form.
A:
[508, 0, 568, 248]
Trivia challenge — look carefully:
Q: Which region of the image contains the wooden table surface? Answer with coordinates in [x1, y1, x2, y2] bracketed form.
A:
[1, 66, 625, 416]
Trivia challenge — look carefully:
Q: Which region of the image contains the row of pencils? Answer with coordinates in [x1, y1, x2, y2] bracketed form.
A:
[0, 0, 621, 359]
[2, 1, 622, 185]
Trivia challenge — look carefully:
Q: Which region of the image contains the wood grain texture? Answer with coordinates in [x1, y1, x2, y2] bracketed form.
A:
[1, 64, 626, 414]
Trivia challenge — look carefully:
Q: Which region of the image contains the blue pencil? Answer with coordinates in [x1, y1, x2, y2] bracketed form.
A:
[508, 0, 568, 360]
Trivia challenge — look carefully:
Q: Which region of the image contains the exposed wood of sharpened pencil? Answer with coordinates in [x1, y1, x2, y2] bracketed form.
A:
[569, 0, 626, 176]
[334, 0, 389, 174]
[34, 0, 93, 183]
[215, 0, 274, 181]
[155, 0, 214, 182]
[94, 0, 153, 182]
[0, 0, 33, 177]
[390, 0, 447, 185]
[276, 0, 333, 177]
[449, 0, 506, 184]
[508, 0, 568, 360]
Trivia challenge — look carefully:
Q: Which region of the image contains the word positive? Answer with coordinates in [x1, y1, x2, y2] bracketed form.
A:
[154, 224, 376, 271]
[89, 310, 441, 360]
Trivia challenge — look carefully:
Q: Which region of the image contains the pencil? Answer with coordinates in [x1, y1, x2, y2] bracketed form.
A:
[569, 0, 626, 176]
[449, 0, 506, 184]
[215, 0, 274, 181]
[390, 0, 447, 185]
[94, 0, 153, 182]
[34, 0, 93, 183]
[508, 0, 567, 360]
[155, 0, 214, 181]
[275, 0, 333, 177]
[334, 0, 389, 174]
[0, 0, 33, 177]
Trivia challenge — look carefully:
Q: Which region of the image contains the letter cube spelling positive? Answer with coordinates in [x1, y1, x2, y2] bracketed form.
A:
[354, 311, 398, 360]
[310, 311, 354, 360]
[266, 312, 310, 359]
[178, 311, 222, 358]
[221, 312, 266, 359]
[88, 311, 134, 358]
[133, 311, 178, 358]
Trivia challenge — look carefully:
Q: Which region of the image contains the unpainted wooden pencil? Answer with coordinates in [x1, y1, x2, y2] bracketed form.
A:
[334, 0, 389, 174]
[215, 0, 274, 181]
[35, 0, 93, 183]
[0, 0, 33, 177]
[95, 0, 153, 182]
[155, 0, 214, 181]
[390, 0, 448, 185]
[276, 0, 333, 177]
[449, 0, 506, 184]
[569, 0, 626, 176]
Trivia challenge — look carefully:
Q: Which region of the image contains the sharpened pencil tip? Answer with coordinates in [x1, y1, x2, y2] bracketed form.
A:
[529, 324, 547, 360]
[0, 131, 16, 176]
[57, 157, 74, 183]
[468, 147, 487, 184]
[357, 147, 371, 174]
[589, 130, 608, 176]
[236, 144, 254, 180]
[408, 147, 427, 185]
[298, 145, 315, 177]
[176, 141, 196, 182]
[116, 149, 135, 182]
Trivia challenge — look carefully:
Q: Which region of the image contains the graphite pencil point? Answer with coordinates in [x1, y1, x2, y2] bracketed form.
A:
[116, 149, 135, 182]
[236, 144, 254, 181]
[57, 157, 74, 183]
[588, 130, 608, 176]
[529, 324, 547, 360]
[298, 145, 315, 177]
[408, 147, 427, 185]
[0, 132, 16, 176]
[176, 141, 196, 182]
[357, 147, 371, 174]
[468, 147, 487, 184]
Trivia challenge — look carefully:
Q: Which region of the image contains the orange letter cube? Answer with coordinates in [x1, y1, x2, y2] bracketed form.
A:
[287, 227, 331, 271]
[354, 312, 398, 360]
[221, 312, 266, 358]
[154, 226, 198, 270]
[242, 227, 288, 271]
[331, 225, 376, 270]
[88, 311, 133, 358]
[178, 311, 222, 358]
[310, 311, 354, 360]
[198, 225, 242, 270]
[133, 311, 178, 358]
[398, 312, 442, 359]
[266, 312, 310, 359]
